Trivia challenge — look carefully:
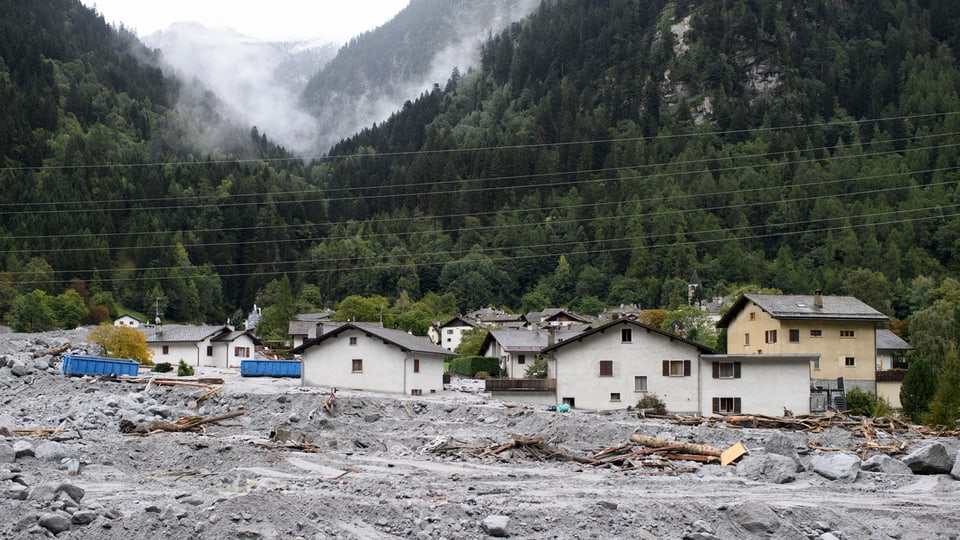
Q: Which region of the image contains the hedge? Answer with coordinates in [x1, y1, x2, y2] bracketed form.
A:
[450, 356, 500, 378]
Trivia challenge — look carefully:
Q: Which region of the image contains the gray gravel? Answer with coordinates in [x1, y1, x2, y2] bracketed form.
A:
[1, 328, 960, 539]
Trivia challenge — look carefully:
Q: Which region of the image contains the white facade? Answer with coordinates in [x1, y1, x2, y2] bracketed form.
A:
[545, 320, 707, 413]
[298, 325, 448, 395]
[699, 355, 814, 417]
[114, 315, 143, 328]
[144, 325, 258, 369]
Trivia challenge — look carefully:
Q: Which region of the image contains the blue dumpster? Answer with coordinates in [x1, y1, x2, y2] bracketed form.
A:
[240, 360, 302, 377]
[61, 355, 140, 377]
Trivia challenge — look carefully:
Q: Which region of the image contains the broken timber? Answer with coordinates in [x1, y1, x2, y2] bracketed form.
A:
[120, 410, 245, 436]
[629, 434, 722, 458]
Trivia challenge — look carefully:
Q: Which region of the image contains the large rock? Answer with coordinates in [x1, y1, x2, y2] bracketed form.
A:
[730, 503, 780, 534]
[38, 512, 72, 534]
[481, 515, 510, 537]
[10, 360, 31, 377]
[903, 443, 954, 474]
[861, 454, 913, 475]
[0, 442, 15, 463]
[952, 449, 960, 481]
[34, 442, 69, 462]
[763, 432, 803, 471]
[736, 454, 797, 484]
[809, 452, 860, 482]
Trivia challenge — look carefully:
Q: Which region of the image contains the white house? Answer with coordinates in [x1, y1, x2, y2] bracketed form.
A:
[114, 315, 144, 328]
[436, 315, 480, 352]
[480, 327, 582, 378]
[538, 318, 712, 413]
[141, 325, 259, 369]
[699, 354, 814, 417]
[290, 323, 454, 395]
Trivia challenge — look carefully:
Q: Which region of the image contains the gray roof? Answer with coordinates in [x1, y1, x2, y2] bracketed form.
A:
[212, 329, 260, 344]
[876, 329, 912, 351]
[541, 318, 715, 355]
[485, 328, 584, 353]
[142, 325, 229, 343]
[291, 323, 454, 357]
[717, 293, 888, 327]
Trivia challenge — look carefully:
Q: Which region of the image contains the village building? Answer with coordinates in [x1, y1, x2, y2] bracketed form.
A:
[435, 315, 480, 352]
[716, 291, 888, 396]
[113, 314, 144, 328]
[141, 324, 259, 369]
[875, 329, 913, 409]
[291, 322, 454, 396]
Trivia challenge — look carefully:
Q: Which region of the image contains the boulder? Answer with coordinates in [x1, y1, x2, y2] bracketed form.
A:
[736, 454, 797, 484]
[952, 449, 960, 481]
[0, 442, 15, 464]
[903, 443, 954, 474]
[34, 441, 69, 461]
[809, 452, 860, 482]
[861, 454, 913, 475]
[763, 432, 803, 471]
[481, 515, 510, 537]
[38, 512, 72, 534]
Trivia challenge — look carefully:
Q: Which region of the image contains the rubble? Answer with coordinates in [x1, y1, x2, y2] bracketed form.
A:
[1, 327, 960, 538]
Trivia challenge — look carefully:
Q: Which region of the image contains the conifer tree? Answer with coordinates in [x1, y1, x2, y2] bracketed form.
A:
[925, 348, 960, 429]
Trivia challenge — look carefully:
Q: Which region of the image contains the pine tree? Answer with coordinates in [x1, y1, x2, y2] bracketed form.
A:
[925, 349, 960, 429]
[900, 354, 938, 423]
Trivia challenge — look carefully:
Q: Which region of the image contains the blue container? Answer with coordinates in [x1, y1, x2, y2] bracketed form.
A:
[61, 355, 140, 377]
[240, 360, 302, 378]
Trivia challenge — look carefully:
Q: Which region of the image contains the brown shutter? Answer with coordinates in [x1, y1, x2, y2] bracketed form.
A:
[662, 360, 669, 376]
[712, 397, 720, 414]
[683, 360, 691, 376]
[733, 398, 742, 414]
[734, 362, 742, 379]
[712, 362, 719, 379]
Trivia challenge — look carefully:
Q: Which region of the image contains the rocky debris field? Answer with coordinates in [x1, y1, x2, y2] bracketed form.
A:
[2, 328, 960, 539]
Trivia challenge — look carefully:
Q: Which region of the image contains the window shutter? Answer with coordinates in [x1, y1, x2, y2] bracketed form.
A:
[734, 362, 742, 379]
[662, 360, 669, 376]
[733, 398, 742, 414]
[683, 360, 691, 376]
[712, 362, 719, 379]
[712, 397, 720, 414]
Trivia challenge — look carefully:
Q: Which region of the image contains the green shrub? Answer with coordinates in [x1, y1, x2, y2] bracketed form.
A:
[845, 387, 879, 416]
[474, 371, 490, 379]
[636, 394, 667, 415]
[450, 356, 500, 378]
[152, 362, 173, 373]
[524, 356, 548, 378]
[177, 360, 195, 377]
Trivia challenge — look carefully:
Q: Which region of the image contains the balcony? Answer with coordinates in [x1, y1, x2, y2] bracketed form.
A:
[485, 378, 557, 392]
[876, 369, 907, 382]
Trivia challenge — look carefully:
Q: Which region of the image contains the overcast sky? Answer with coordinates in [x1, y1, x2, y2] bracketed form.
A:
[79, 0, 409, 42]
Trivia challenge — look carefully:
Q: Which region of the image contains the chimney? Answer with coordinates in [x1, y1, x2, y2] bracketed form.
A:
[814, 290, 823, 308]
[547, 324, 556, 347]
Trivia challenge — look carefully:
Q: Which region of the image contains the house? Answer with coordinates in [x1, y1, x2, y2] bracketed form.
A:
[290, 323, 454, 395]
[287, 311, 334, 349]
[114, 315, 144, 328]
[464, 307, 527, 329]
[875, 329, 913, 409]
[480, 327, 582, 379]
[699, 354, 815, 417]
[435, 315, 480, 352]
[141, 325, 260, 369]
[524, 308, 593, 329]
[716, 291, 888, 395]
[536, 318, 715, 413]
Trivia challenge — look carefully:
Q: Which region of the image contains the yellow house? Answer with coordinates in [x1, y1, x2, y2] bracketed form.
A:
[716, 291, 888, 395]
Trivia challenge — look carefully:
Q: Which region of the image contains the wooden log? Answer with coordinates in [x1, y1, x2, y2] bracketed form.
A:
[34, 343, 70, 358]
[629, 434, 722, 457]
[121, 410, 245, 435]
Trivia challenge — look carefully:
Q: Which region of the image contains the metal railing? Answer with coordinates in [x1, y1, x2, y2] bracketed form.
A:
[485, 378, 557, 392]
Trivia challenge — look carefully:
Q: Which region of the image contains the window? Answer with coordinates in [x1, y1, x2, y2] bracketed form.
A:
[810, 329, 823, 338]
[812, 358, 820, 370]
[662, 360, 691, 377]
[206, 346, 213, 356]
[234, 346, 251, 358]
[765, 330, 778, 344]
[621, 328, 632, 343]
[518, 354, 526, 365]
[749, 312, 756, 321]
[840, 330, 856, 338]
[446, 329, 454, 335]
[789, 329, 800, 342]
[744, 333, 750, 346]
[411, 389, 423, 396]
[349, 336, 358, 345]
[352, 359, 363, 372]
[413, 358, 420, 373]
[634, 376, 648, 392]
[712, 397, 742, 414]
[712, 361, 741, 379]
[162, 345, 169, 355]
[610, 393, 621, 402]
[599, 360, 613, 377]
[844, 357, 856, 367]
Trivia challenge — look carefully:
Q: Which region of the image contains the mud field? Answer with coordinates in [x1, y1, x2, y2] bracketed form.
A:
[1, 328, 959, 539]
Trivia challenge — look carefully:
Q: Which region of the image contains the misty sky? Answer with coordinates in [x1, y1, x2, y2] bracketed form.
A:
[79, 0, 409, 42]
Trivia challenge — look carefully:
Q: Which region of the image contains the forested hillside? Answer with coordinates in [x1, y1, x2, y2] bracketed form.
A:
[2, 0, 960, 361]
